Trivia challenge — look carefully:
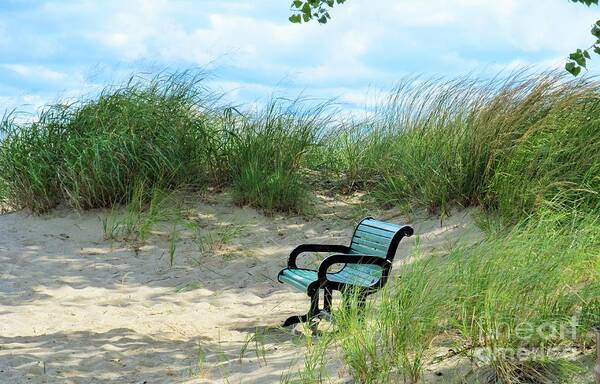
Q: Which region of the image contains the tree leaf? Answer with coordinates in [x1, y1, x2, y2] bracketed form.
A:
[569, 50, 587, 67]
[571, 0, 599, 5]
[566, 62, 582, 76]
[289, 14, 302, 23]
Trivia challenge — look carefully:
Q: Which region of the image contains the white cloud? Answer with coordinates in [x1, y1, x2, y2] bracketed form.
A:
[54, 0, 600, 82]
[2, 0, 600, 115]
[0, 94, 50, 121]
[2, 64, 67, 82]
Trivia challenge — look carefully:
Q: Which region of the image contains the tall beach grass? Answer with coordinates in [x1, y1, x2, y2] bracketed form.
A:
[317, 71, 600, 223]
[300, 71, 600, 383]
[305, 212, 599, 383]
[0, 72, 332, 213]
[1, 70, 598, 382]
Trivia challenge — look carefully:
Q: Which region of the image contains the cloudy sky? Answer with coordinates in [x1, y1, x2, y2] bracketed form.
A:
[1, 0, 599, 115]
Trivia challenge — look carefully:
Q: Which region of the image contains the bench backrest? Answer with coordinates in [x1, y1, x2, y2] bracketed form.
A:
[331, 218, 413, 289]
[349, 217, 414, 261]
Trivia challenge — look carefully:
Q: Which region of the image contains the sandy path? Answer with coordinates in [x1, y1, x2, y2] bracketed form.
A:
[0, 193, 481, 383]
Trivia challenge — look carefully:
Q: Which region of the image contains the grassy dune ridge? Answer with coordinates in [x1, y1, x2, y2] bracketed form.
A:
[0, 72, 328, 213]
[1, 70, 599, 383]
[317, 72, 600, 221]
[1, 71, 598, 220]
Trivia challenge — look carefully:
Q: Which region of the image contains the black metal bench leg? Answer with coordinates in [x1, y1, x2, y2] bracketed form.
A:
[282, 290, 320, 328]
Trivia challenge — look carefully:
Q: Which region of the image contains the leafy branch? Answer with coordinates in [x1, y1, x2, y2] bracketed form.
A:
[288, 0, 346, 24]
[566, 0, 600, 75]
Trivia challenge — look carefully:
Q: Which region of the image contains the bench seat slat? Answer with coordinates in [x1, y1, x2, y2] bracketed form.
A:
[332, 264, 382, 286]
[278, 266, 379, 289]
[278, 269, 315, 291]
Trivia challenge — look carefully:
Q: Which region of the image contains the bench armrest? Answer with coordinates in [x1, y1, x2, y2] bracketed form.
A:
[287, 244, 350, 269]
[317, 254, 392, 281]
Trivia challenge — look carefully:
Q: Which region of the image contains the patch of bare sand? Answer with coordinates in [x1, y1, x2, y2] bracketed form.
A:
[0, 193, 482, 383]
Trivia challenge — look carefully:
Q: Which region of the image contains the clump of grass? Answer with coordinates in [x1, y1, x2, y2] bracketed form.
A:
[0, 106, 72, 212]
[311, 122, 393, 192]
[239, 328, 269, 367]
[100, 185, 181, 242]
[0, 72, 222, 213]
[304, 213, 599, 383]
[194, 224, 244, 255]
[321, 72, 600, 221]
[0, 74, 337, 214]
[477, 356, 582, 384]
[226, 99, 332, 213]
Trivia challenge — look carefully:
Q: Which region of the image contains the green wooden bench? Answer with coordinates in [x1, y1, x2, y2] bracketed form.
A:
[277, 217, 414, 327]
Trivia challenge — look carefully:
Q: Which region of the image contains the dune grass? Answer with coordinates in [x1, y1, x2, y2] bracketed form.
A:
[297, 72, 600, 383]
[0, 73, 332, 214]
[316, 72, 600, 222]
[301, 213, 599, 383]
[3, 70, 597, 219]
[1, 70, 598, 382]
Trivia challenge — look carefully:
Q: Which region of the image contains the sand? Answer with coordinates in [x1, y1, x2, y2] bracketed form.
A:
[0, 192, 482, 383]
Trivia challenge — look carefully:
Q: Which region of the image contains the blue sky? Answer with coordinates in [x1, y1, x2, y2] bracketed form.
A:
[1, 0, 599, 115]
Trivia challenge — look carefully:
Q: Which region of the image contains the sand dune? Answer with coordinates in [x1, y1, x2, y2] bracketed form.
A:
[0, 193, 481, 383]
